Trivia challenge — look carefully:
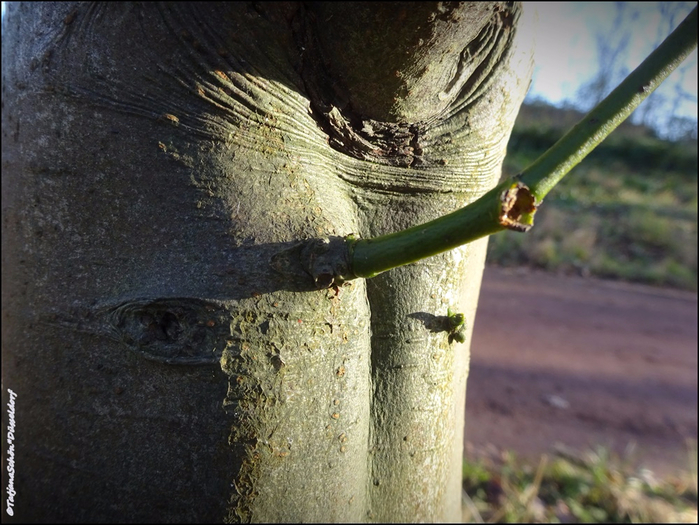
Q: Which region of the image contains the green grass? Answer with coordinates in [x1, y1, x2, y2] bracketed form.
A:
[489, 101, 698, 291]
[462, 442, 698, 523]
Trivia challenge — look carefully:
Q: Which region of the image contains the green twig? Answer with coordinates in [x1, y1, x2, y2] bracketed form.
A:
[347, 6, 697, 280]
[348, 178, 530, 278]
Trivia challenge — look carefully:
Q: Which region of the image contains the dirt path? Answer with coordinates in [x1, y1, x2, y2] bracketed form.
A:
[464, 267, 698, 477]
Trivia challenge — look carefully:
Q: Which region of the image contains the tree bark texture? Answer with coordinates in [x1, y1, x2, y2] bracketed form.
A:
[1, 2, 533, 522]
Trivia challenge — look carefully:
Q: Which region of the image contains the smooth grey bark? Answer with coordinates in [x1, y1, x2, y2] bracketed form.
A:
[1, 2, 533, 522]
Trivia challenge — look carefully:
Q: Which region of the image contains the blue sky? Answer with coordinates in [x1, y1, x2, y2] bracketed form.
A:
[525, 2, 697, 138]
[2, 2, 697, 138]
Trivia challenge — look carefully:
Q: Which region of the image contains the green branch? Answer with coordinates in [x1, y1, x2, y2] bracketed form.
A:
[346, 6, 697, 280]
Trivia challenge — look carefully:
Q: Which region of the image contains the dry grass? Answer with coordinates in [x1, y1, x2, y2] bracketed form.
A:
[462, 442, 698, 523]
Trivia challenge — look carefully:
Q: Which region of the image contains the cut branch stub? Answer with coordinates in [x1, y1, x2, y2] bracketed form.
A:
[499, 180, 537, 232]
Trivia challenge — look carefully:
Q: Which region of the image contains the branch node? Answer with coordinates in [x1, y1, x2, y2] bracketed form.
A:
[301, 237, 354, 289]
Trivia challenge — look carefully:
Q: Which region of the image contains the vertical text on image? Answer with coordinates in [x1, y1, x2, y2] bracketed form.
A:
[6, 389, 17, 517]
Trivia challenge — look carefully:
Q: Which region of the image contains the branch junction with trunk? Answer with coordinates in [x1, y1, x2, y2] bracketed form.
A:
[300, 6, 698, 288]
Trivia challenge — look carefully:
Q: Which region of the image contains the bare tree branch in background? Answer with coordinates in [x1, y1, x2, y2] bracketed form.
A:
[574, 2, 697, 141]
[635, 2, 698, 139]
[575, 2, 634, 108]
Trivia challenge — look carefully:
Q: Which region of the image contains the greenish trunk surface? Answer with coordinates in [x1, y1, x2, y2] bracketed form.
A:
[1, 3, 532, 522]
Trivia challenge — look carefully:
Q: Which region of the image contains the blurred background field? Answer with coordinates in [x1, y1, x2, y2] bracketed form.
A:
[461, 444, 697, 523]
[464, 265, 698, 523]
[468, 101, 698, 518]
[469, 3, 699, 521]
[488, 101, 698, 291]
[469, 22, 698, 513]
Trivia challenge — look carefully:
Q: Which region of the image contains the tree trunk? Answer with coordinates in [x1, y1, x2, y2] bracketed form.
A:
[1, 2, 533, 522]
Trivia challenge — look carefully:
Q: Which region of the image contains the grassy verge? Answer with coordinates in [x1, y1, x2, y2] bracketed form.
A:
[489, 102, 698, 291]
[462, 443, 698, 523]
